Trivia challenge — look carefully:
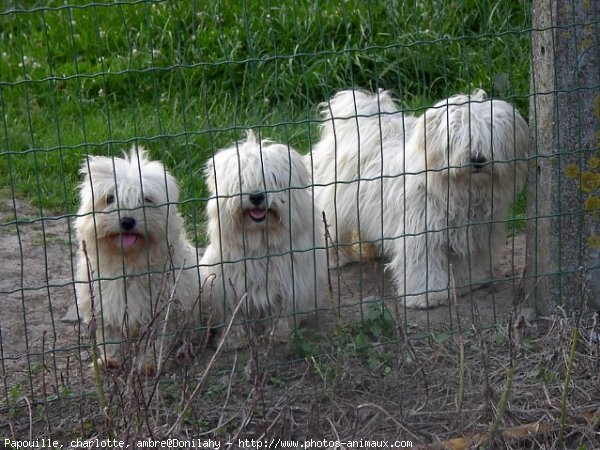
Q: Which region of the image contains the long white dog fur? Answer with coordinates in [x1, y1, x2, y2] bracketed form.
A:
[200, 131, 327, 348]
[309, 89, 529, 308]
[75, 147, 201, 370]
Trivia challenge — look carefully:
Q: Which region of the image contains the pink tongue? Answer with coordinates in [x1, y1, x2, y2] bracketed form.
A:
[249, 208, 266, 220]
[120, 234, 138, 248]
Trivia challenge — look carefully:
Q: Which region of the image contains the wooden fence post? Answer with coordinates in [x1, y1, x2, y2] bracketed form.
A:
[526, 0, 600, 311]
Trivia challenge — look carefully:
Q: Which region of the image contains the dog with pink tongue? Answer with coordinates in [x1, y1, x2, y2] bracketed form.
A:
[200, 131, 327, 349]
[74, 146, 202, 372]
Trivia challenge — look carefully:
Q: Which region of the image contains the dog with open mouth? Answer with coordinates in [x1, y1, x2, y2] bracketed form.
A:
[74, 146, 201, 371]
[200, 131, 327, 348]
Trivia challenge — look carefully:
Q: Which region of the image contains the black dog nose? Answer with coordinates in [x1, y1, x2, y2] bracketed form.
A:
[470, 155, 487, 170]
[248, 193, 266, 206]
[120, 217, 136, 231]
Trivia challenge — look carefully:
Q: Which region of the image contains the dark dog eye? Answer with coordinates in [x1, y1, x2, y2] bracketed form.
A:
[144, 196, 154, 204]
[106, 194, 115, 205]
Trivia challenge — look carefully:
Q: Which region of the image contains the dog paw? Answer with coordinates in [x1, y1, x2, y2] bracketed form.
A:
[404, 292, 448, 309]
[92, 355, 121, 371]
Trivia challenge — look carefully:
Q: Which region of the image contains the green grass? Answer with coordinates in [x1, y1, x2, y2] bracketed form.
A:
[0, 0, 531, 221]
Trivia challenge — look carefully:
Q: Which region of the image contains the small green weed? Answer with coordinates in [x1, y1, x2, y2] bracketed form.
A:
[8, 382, 23, 418]
[340, 302, 397, 371]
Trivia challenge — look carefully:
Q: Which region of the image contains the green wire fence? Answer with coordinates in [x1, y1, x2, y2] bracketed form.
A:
[0, 0, 598, 445]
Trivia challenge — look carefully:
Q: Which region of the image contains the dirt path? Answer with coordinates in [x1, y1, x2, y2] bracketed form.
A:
[0, 197, 525, 402]
[1, 199, 79, 383]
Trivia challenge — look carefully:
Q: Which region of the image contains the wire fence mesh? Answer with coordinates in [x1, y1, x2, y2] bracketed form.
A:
[0, 0, 599, 446]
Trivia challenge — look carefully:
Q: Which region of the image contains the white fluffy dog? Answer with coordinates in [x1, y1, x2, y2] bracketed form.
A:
[75, 147, 201, 370]
[310, 89, 529, 308]
[200, 131, 327, 348]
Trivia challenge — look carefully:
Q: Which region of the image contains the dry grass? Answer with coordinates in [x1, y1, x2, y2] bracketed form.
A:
[1, 207, 597, 446]
[2, 298, 600, 449]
